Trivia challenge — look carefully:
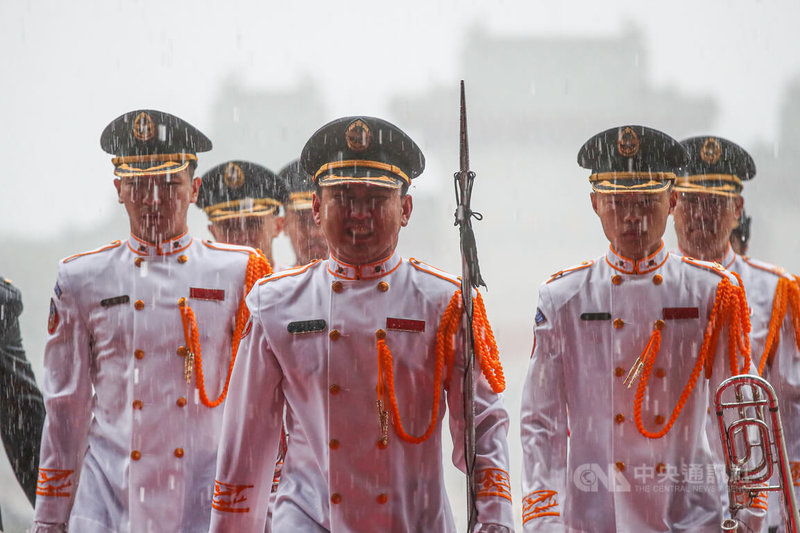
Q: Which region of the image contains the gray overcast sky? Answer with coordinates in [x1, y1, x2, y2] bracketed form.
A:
[1, 0, 799, 236]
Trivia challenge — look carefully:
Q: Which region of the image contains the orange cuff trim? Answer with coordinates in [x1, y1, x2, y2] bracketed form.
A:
[212, 480, 255, 514]
[476, 468, 512, 502]
[522, 489, 560, 523]
[36, 468, 74, 498]
[790, 461, 800, 487]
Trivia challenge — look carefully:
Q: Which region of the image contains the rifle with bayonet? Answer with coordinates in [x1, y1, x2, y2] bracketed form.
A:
[454, 80, 486, 532]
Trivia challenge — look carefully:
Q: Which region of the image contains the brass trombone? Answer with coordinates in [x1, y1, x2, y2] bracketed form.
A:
[715, 374, 799, 532]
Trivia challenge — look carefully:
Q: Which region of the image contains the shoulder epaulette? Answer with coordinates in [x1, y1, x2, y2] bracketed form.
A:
[408, 257, 461, 288]
[741, 256, 789, 279]
[546, 260, 593, 284]
[258, 260, 322, 286]
[62, 240, 122, 264]
[681, 256, 736, 282]
[202, 240, 256, 256]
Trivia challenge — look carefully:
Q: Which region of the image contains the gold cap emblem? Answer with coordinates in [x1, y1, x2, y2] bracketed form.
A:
[700, 137, 722, 165]
[345, 119, 371, 152]
[132, 112, 156, 142]
[223, 163, 245, 189]
[617, 127, 640, 157]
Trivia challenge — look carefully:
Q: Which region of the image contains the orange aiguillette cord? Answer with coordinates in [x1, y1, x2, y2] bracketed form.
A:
[179, 251, 272, 408]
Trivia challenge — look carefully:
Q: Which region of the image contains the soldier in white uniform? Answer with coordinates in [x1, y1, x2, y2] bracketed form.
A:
[209, 116, 514, 533]
[520, 125, 761, 532]
[277, 159, 329, 267]
[673, 136, 800, 531]
[32, 110, 270, 533]
[196, 160, 286, 268]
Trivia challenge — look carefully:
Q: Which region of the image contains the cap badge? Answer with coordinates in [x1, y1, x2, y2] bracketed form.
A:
[700, 137, 722, 164]
[132, 112, 156, 142]
[617, 127, 640, 157]
[345, 119, 371, 152]
[223, 163, 245, 189]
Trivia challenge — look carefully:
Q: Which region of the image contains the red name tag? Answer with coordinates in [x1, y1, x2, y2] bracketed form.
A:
[662, 307, 699, 320]
[190, 287, 225, 301]
[386, 317, 426, 332]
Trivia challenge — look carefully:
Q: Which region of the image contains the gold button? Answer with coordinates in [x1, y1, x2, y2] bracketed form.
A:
[377, 437, 388, 450]
[331, 493, 342, 504]
[134, 300, 145, 310]
[132, 400, 143, 410]
[655, 462, 666, 474]
[131, 450, 142, 461]
[329, 439, 340, 450]
[611, 275, 622, 286]
[375, 329, 386, 340]
[329, 384, 341, 395]
[614, 413, 625, 424]
[177, 255, 188, 264]
[174, 448, 184, 458]
[654, 319, 665, 331]
[177, 346, 187, 357]
[613, 318, 624, 329]
[134, 257, 144, 267]
[134, 349, 144, 360]
[377, 281, 389, 292]
[329, 329, 341, 341]
[615, 461, 625, 472]
[653, 274, 663, 285]
[655, 414, 665, 425]
[614, 367, 625, 377]
[655, 368, 666, 378]
[178, 297, 187, 307]
[332, 281, 343, 293]
[376, 493, 388, 504]
[176, 397, 187, 407]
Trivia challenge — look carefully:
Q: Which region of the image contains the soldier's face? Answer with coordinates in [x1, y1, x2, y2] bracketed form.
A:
[312, 184, 412, 265]
[673, 192, 743, 260]
[284, 208, 329, 265]
[114, 169, 200, 242]
[208, 214, 284, 253]
[591, 190, 676, 260]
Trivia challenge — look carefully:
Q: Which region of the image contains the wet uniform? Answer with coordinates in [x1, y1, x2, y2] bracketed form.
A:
[209, 254, 514, 532]
[0, 277, 44, 514]
[520, 244, 757, 532]
[33, 234, 252, 533]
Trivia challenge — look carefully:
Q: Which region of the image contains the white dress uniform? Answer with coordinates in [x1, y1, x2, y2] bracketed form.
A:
[683, 245, 800, 530]
[209, 253, 514, 533]
[34, 232, 253, 533]
[520, 243, 757, 533]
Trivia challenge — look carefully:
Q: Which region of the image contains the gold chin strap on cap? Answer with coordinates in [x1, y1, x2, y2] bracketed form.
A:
[204, 198, 282, 222]
[286, 191, 314, 211]
[112, 153, 197, 178]
[589, 171, 676, 194]
[314, 160, 411, 186]
[674, 174, 743, 198]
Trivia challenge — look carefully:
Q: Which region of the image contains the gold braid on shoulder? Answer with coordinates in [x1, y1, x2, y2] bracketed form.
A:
[758, 275, 800, 375]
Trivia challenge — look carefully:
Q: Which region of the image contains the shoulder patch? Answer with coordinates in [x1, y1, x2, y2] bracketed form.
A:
[258, 260, 322, 285]
[741, 256, 789, 279]
[408, 257, 461, 288]
[62, 240, 122, 264]
[535, 307, 547, 325]
[546, 260, 594, 284]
